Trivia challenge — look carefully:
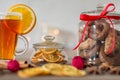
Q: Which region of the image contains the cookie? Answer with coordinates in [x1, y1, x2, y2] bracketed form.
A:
[79, 38, 96, 50]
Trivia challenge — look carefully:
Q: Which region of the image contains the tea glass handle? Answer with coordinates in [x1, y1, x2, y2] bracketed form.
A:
[15, 35, 29, 55]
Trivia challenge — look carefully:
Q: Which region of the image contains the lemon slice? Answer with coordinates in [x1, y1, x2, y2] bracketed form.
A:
[7, 4, 36, 34]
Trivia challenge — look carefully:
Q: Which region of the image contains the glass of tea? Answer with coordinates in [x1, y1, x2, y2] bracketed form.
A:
[0, 12, 29, 60]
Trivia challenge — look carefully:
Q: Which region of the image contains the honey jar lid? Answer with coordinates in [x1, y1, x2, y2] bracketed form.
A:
[33, 35, 64, 49]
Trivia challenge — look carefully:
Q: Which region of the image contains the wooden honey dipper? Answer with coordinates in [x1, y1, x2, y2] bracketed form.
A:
[0, 60, 36, 72]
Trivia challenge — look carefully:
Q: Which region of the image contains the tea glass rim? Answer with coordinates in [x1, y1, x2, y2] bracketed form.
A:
[0, 12, 22, 19]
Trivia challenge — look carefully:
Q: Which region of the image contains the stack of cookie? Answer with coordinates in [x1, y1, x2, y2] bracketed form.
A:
[79, 19, 120, 66]
[78, 19, 120, 75]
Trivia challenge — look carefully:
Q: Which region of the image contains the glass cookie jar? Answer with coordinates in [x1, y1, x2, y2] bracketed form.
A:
[78, 4, 120, 66]
[31, 35, 68, 64]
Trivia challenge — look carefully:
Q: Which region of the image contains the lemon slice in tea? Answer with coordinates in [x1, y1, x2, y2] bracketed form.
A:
[7, 4, 36, 34]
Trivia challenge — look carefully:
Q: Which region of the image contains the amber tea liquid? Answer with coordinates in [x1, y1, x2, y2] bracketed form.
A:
[0, 19, 20, 60]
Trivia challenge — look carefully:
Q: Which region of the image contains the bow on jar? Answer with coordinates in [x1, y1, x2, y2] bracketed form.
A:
[74, 3, 120, 54]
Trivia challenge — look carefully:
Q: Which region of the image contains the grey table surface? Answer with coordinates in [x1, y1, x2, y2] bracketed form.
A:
[1, 73, 120, 80]
[1, 50, 120, 80]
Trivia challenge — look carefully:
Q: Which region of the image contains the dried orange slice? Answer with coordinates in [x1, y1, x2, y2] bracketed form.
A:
[40, 48, 57, 54]
[42, 63, 62, 70]
[57, 56, 64, 62]
[62, 65, 86, 76]
[42, 53, 60, 62]
[31, 57, 44, 63]
[7, 4, 36, 34]
[42, 63, 63, 76]
[34, 51, 43, 58]
[56, 50, 64, 57]
[18, 67, 50, 78]
[41, 63, 86, 77]
[62, 65, 79, 76]
[78, 70, 86, 76]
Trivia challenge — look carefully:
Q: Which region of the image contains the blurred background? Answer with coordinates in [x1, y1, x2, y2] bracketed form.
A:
[0, 0, 120, 60]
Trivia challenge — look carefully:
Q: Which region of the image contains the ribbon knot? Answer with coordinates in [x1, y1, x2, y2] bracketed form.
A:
[74, 3, 120, 54]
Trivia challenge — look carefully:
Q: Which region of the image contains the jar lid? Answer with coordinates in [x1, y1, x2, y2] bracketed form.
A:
[81, 4, 120, 24]
[33, 35, 64, 49]
[82, 4, 120, 16]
